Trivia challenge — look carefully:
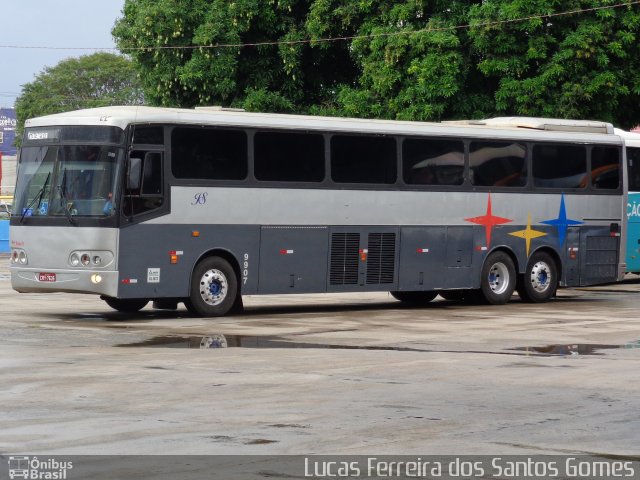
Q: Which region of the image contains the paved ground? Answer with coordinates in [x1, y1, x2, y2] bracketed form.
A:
[0, 256, 639, 456]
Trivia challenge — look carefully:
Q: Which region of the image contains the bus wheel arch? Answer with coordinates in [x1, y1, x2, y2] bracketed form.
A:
[479, 248, 518, 305]
[186, 249, 242, 317]
[390, 290, 438, 304]
[101, 296, 149, 313]
[517, 248, 560, 303]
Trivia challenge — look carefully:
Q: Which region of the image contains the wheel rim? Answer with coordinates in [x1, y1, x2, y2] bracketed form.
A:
[199, 268, 228, 306]
[530, 261, 552, 293]
[488, 262, 510, 295]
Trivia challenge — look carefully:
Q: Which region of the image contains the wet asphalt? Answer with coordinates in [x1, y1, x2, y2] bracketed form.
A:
[1, 256, 639, 456]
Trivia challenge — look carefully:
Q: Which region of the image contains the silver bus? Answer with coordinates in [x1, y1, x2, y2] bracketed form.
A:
[10, 107, 627, 316]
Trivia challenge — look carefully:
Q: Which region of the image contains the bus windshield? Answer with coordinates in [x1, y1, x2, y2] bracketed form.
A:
[15, 145, 124, 218]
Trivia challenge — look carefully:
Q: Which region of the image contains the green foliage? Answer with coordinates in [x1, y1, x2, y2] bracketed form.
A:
[113, 0, 356, 110]
[14, 53, 143, 144]
[468, 0, 640, 128]
[113, 0, 640, 127]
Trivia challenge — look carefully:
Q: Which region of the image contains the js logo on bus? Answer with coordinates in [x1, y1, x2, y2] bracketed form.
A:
[191, 192, 208, 206]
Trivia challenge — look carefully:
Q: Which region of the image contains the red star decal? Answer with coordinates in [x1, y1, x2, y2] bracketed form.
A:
[465, 193, 512, 248]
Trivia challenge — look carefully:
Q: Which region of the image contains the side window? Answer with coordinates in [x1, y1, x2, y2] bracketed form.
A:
[403, 138, 464, 186]
[123, 151, 163, 216]
[628, 147, 640, 191]
[141, 152, 162, 195]
[591, 146, 620, 190]
[331, 135, 397, 184]
[532, 144, 587, 189]
[133, 126, 164, 145]
[470, 141, 527, 187]
[254, 131, 324, 182]
[171, 127, 247, 180]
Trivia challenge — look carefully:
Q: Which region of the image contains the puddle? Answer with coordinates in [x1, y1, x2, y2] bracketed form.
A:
[512, 342, 640, 356]
[116, 334, 640, 356]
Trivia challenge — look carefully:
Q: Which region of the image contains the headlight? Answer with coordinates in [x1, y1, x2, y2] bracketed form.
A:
[70, 253, 80, 267]
[10, 249, 28, 265]
[69, 250, 114, 268]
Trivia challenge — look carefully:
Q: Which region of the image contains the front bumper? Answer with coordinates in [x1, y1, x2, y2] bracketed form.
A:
[11, 267, 119, 297]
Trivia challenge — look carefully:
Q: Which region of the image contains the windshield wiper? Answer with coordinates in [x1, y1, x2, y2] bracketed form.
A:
[57, 169, 77, 225]
[20, 172, 51, 223]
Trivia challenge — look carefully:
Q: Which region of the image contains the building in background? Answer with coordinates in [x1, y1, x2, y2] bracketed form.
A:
[0, 107, 17, 156]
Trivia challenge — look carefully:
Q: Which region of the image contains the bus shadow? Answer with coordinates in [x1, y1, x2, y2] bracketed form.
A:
[37, 294, 605, 324]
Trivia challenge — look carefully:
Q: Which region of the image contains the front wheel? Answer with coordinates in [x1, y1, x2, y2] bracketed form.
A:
[517, 251, 558, 303]
[480, 251, 516, 305]
[102, 297, 149, 313]
[187, 256, 238, 317]
[391, 291, 438, 304]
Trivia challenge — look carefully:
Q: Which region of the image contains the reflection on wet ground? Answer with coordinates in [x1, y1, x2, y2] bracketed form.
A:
[512, 342, 640, 356]
[116, 334, 640, 357]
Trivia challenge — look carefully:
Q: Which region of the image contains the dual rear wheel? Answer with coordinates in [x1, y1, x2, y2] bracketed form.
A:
[391, 250, 558, 306]
[477, 250, 558, 304]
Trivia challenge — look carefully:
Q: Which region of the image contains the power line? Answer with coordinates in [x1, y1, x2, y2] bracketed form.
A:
[0, 1, 638, 52]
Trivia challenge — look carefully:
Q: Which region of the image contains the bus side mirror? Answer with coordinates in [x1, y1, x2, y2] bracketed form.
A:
[127, 157, 142, 190]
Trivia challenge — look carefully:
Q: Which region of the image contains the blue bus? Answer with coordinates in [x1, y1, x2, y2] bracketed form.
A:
[619, 129, 640, 273]
[9, 109, 627, 316]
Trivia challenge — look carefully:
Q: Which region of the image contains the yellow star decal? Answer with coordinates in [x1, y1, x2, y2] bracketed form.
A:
[509, 213, 547, 256]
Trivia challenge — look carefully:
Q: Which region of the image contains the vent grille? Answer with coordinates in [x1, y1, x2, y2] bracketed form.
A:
[366, 233, 396, 284]
[584, 235, 618, 281]
[330, 233, 360, 285]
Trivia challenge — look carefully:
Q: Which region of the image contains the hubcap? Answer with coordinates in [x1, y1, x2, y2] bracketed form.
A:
[530, 261, 551, 293]
[199, 269, 228, 306]
[488, 262, 510, 295]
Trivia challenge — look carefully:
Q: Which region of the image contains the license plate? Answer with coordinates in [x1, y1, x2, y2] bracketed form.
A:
[38, 273, 57, 282]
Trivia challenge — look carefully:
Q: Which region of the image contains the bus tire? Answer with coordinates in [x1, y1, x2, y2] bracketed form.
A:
[102, 297, 149, 313]
[480, 251, 516, 305]
[517, 251, 558, 303]
[390, 291, 438, 304]
[188, 256, 238, 317]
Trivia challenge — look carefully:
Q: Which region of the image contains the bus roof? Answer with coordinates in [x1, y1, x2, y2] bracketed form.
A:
[614, 128, 640, 148]
[24, 106, 621, 144]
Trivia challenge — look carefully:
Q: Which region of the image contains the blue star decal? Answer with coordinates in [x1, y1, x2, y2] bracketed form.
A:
[541, 194, 583, 246]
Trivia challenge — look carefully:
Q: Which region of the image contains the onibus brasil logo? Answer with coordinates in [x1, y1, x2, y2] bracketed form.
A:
[7, 456, 73, 480]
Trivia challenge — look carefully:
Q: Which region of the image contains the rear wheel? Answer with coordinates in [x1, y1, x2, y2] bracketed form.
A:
[517, 251, 558, 303]
[391, 291, 438, 304]
[187, 256, 238, 317]
[480, 251, 516, 305]
[102, 297, 148, 313]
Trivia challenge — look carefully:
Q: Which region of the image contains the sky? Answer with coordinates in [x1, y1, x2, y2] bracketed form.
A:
[0, 0, 125, 108]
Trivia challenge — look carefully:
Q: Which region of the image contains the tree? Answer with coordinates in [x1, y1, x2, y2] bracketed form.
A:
[467, 0, 640, 128]
[112, 0, 356, 111]
[112, 0, 640, 127]
[15, 53, 144, 143]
